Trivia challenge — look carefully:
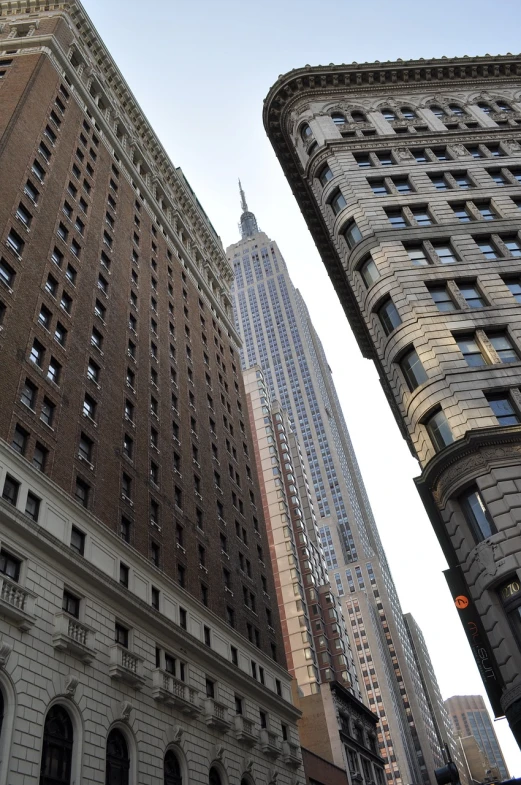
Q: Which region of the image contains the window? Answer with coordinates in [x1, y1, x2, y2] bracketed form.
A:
[24, 180, 39, 204]
[331, 112, 346, 125]
[381, 108, 396, 121]
[0, 548, 21, 581]
[487, 394, 519, 425]
[504, 237, 521, 257]
[91, 327, 103, 350]
[21, 378, 37, 409]
[204, 625, 211, 647]
[370, 179, 387, 195]
[460, 487, 496, 542]
[47, 357, 61, 385]
[54, 322, 67, 346]
[432, 243, 458, 264]
[393, 177, 411, 193]
[75, 477, 89, 507]
[16, 203, 32, 228]
[410, 208, 432, 226]
[164, 750, 182, 785]
[7, 228, 24, 255]
[425, 409, 453, 451]
[41, 397, 55, 427]
[32, 159, 45, 181]
[318, 164, 334, 186]
[11, 424, 28, 455]
[453, 205, 473, 223]
[430, 175, 449, 191]
[70, 526, 85, 555]
[355, 153, 371, 168]
[39, 706, 73, 785]
[506, 280, 521, 303]
[62, 589, 80, 618]
[300, 124, 312, 141]
[386, 209, 406, 228]
[87, 359, 99, 384]
[407, 246, 429, 266]
[400, 348, 428, 391]
[106, 729, 130, 785]
[359, 256, 379, 287]
[38, 304, 52, 329]
[459, 283, 485, 308]
[115, 623, 129, 648]
[0, 258, 15, 288]
[151, 587, 160, 609]
[477, 239, 500, 259]
[329, 189, 347, 216]
[429, 286, 457, 312]
[489, 170, 508, 186]
[60, 292, 72, 314]
[490, 333, 518, 363]
[457, 335, 486, 366]
[25, 491, 40, 521]
[342, 220, 362, 249]
[377, 298, 401, 336]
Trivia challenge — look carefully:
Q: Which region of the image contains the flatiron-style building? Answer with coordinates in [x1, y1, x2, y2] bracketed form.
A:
[264, 54, 521, 747]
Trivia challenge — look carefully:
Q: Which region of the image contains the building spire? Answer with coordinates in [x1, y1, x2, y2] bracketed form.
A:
[238, 178, 259, 239]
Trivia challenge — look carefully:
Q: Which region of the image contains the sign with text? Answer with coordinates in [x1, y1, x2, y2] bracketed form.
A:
[444, 565, 505, 717]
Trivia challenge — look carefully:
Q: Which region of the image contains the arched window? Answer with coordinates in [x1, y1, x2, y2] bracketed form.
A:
[39, 705, 73, 785]
[331, 112, 346, 125]
[164, 750, 182, 785]
[430, 105, 445, 118]
[106, 729, 129, 785]
[448, 104, 464, 116]
[351, 111, 366, 123]
[300, 124, 312, 141]
[496, 100, 511, 112]
[401, 106, 416, 119]
[209, 767, 222, 785]
[381, 108, 396, 121]
[478, 102, 492, 114]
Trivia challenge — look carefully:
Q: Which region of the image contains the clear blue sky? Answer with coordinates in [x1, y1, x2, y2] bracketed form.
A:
[84, 0, 521, 770]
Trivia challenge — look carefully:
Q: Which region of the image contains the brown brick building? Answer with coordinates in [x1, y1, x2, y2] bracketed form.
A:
[0, 3, 303, 783]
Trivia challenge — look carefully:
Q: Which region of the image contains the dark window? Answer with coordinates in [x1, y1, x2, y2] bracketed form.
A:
[106, 729, 129, 785]
[386, 209, 406, 228]
[459, 283, 485, 308]
[70, 526, 85, 555]
[75, 476, 89, 507]
[0, 258, 15, 288]
[329, 189, 347, 216]
[429, 285, 457, 312]
[378, 298, 402, 336]
[12, 424, 28, 455]
[490, 333, 518, 363]
[460, 487, 497, 542]
[487, 394, 520, 425]
[39, 705, 73, 785]
[120, 563, 129, 588]
[342, 220, 362, 249]
[359, 256, 379, 288]
[0, 549, 21, 581]
[425, 409, 453, 451]
[318, 164, 334, 186]
[457, 335, 486, 367]
[62, 590, 80, 618]
[204, 625, 211, 647]
[164, 750, 182, 785]
[25, 491, 40, 522]
[432, 243, 458, 264]
[179, 607, 187, 629]
[2, 474, 19, 506]
[331, 112, 346, 125]
[400, 348, 428, 391]
[115, 623, 129, 648]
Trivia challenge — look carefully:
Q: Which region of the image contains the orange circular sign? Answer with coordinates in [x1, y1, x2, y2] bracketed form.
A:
[455, 595, 469, 609]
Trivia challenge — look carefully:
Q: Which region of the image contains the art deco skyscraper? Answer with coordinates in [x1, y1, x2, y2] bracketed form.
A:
[0, 3, 303, 783]
[263, 54, 521, 746]
[227, 192, 447, 785]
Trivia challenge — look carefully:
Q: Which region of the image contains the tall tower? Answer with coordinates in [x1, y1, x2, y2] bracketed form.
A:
[0, 3, 303, 783]
[263, 55, 521, 745]
[227, 190, 447, 785]
[445, 695, 509, 780]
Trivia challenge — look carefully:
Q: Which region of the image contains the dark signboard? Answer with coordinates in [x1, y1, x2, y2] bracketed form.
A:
[444, 565, 505, 717]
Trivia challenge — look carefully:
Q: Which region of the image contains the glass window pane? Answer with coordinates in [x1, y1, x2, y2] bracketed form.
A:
[400, 348, 428, 391]
[426, 409, 453, 451]
[461, 488, 496, 541]
[457, 336, 486, 366]
[487, 396, 519, 425]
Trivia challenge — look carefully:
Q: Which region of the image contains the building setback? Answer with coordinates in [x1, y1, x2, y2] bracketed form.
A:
[0, 2, 304, 784]
[263, 54, 521, 747]
[227, 198, 446, 785]
[445, 695, 509, 781]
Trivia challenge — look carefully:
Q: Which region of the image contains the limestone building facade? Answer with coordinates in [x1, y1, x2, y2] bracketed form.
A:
[227, 202, 447, 784]
[445, 695, 509, 781]
[263, 54, 521, 747]
[0, 2, 304, 783]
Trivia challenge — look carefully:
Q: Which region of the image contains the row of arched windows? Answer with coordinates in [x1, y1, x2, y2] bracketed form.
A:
[15, 702, 224, 785]
[301, 99, 517, 138]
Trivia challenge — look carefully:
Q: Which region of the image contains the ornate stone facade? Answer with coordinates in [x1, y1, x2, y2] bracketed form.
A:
[263, 56, 521, 746]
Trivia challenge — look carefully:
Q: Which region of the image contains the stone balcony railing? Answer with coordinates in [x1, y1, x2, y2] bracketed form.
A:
[151, 669, 200, 716]
[0, 575, 36, 630]
[282, 740, 302, 768]
[203, 697, 231, 733]
[52, 612, 96, 663]
[234, 714, 257, 747]
[259, 728, 282, 759]
[109, 644, 145, 690]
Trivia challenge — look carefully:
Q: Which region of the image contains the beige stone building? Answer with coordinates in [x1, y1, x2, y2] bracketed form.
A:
[263, 54, 521, 747]
[446, 695, 509, 781]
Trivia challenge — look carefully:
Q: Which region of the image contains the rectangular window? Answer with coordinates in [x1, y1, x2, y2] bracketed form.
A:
[410, 208, 432, 226]
[386, 209, 406, 228]
[62, 590, 80, 618]
[75, 477, 89, 507]
[407, 246, 429, 266]
[25, 491, 40, 522]
[342, 220, 362, 249]
[359, 256, 379, 287]
[487, 394, 520, 425]
[393, 177, 411, 193]
[70, 526, 85, 555]
[454, 174, 471, 189]
[120, 563, 129, 587]
[377, 298, 402, 336]
[369, 179, 387, 195]
[0, 258, 15, 288]
[457, 335, 486, 366]
[429, 286, 457, 312]
[21, 378, 37, 409]
[430, 175, 448, 190]
[477, 239, 500, 259]
[505, 280, 521, 303]
[459, 283, 485, 308]
[489, 333, 518, 363]
[0, 549, 21, 581]
[453, 205, 472, 223]
[24, 181, 39, 204]
[115, 623, 129, 648]
[503, 237, 521, 258]
[460, 487, 496, 542]
[2, 474, 20, 506]
[7, 228, 24, 255]
[11, 424, 28, 455]
[432, 243, 457, 264]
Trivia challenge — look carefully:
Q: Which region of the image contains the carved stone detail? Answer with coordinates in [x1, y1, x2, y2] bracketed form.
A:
[120, 701, 132, 723]
[0, 641, 12, 668]
[64, 675, 78, 697]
